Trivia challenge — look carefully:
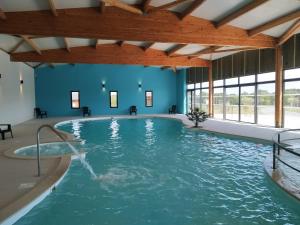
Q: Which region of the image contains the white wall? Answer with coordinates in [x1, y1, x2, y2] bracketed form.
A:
[0, 50, 35, 125]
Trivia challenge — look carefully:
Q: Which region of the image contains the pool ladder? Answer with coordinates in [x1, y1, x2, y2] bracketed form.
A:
[36, 125, 68, 177]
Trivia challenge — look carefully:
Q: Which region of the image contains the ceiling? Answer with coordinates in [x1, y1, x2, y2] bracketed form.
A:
[0, 0, 299, 69]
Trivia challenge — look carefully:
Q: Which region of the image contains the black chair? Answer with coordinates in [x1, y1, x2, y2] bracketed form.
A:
[169, 105, 176, 114]
[82, 106, 91, 117]
[35, 107, 48, 119]
[0, 124, 13, 140]
[129, 106, 137, 115]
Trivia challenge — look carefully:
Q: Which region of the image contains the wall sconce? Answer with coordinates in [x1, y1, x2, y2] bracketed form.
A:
[138, 82, 142, 90]
[101, 81, 106, 91]
[20, 80, 24, 84]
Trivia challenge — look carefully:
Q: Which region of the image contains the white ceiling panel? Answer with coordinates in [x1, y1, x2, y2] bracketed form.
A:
[0, 0, 49, 12]
[54, 0, 97, 9]
[14, 42, 33, 53]
[200, 51, 238, 60]
[122, 0, 143, 4]
[217, 46, 243, 51]
[0, 35, 21, 52]
[125, 41, 146, 47]
[150, 0, 176, 7]
[97, 39, 118, 45]
[262, 19, 298, 37]
[191, 0, 250, 22]
[33, 37, 64, 50]
[168, 0, 194, 13]
[149, 0, 203, 14]
[229, 0, 300, 30]
[26, 62, 41, 67]
[152, 43, 177, 51]
[176, 44, 206, 55]
[68, 38, 93, 47]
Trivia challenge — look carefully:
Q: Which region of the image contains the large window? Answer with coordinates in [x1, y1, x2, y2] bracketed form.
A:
[145, 91, 153, 107]
[195, 89, 200, 110]
[186, 85, 208, 113]
[110, 91, 118, 108]
[201, 89, 208, 113]
[284, 68, 300, 128]
[210, 72, 275, 126]
[213, 87, 223, 119]
[187, 91, 193, 113]
[71, 91, 80, 109]
[257, 83, 275, 126]
[240, 86, 255, 123]
[225, 87, 239, 121]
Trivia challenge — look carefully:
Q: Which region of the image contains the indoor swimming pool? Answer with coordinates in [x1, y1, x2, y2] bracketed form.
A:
[15, 118, 300, 225]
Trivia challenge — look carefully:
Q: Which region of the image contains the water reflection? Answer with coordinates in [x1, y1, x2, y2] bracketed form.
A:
[110, 119, 120, 140]
[72, 120, 81, 139]
[145, 119, 155, 145]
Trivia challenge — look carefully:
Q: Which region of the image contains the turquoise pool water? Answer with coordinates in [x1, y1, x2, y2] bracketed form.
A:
[15, 143, 75, 156]
[15, 118, 300, 225]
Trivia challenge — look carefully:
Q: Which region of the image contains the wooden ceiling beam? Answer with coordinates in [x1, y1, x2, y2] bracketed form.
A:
[166, 44, 188, 56]
[278, 19, 300, 45]
[95, 39, 100, 49]
[188, 46, 257, 58]
[10, 40, 25, 53]
[117, 41, 124, 46]
[179, 0, 206, 20]
[0, 7, 276, 48]
[216, 0, 269, 28]
[0, 8, 6, 20]
[10, 44, 209, 67]
[99, 1, 106, 13]
[20, 35, 42, 55]
[102, 0, 143, 15]
[141, 0, 152, 13]
[148, 0, 189, 13]
[143, 42, 155, 51]
[187, 46, 220, 58]
[48, 0, 58, 16]
[63, 37, 71, 52]
[161, 66, 177, 73]
[248, 9, 300, 37]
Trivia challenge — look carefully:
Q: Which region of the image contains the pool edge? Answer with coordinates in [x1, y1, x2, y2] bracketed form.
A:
[0, 155, 72, 225]
[264, 152, 300, 201]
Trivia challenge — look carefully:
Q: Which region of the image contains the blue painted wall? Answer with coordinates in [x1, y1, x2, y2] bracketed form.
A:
[176, 70, 186, 114]
[35, 64, 184, 116]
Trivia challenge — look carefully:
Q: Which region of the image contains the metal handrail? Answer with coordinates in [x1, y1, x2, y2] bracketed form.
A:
[272, 129, 300, 171]
[36, 124, 69, 177]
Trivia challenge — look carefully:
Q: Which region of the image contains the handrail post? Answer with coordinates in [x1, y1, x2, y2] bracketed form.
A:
[36, 124, 68, 177]
[273, 143, 276, 170]
[277, 133, 281, 155]
[37, 131, 41, 177]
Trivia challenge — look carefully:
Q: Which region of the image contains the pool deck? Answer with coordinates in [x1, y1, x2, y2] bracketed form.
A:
[0, 117, 75, 224]
[0, 114, 298, 224]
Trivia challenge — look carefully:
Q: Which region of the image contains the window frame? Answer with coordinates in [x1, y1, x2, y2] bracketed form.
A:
[109, 91, 118, 108]
[210, 71, 276, 126]
[145, 90, 153, 107]
[283, 68, 300, 128]
[70, 90, 80, 109]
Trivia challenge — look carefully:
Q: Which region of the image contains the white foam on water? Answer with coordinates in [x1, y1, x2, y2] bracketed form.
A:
[65, 142, 97, 180]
